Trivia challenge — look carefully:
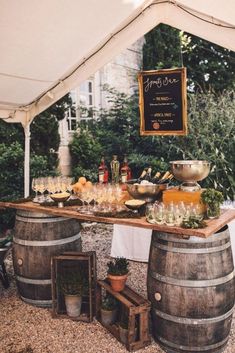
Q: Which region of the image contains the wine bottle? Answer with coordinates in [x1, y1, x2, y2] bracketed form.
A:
[144, 167, 152, 182]
[137, 168, 147, 183]
[120, 156, 132, 183]
[151, 171, 161, 184]
[160, 171, 171, 180]
[158, 172, 174, 184]
[98, 157, 109, 183]
[110, 155, 120, 184]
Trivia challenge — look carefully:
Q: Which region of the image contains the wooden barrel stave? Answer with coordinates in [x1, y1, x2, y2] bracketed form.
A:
[13, 210, 82, 307]
[148, 281, 235, 319]
[155, 316, 232, 353]
[147, 225, 235, 353]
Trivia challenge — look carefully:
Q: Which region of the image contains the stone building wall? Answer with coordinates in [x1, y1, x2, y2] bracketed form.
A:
[58, 37, 145, 175]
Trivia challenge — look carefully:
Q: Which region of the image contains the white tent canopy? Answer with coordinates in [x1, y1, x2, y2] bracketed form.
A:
[0, 0, 234, 196]
[0, 0, 234, 126]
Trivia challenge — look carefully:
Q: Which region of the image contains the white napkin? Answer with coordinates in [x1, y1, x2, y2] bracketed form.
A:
[111, 225, 152, 262]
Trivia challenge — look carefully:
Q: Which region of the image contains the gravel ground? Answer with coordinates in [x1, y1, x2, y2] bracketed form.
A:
[0, 223, 234, 353]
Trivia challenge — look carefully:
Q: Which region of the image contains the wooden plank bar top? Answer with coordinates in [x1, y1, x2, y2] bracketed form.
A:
[0, 200, 234, 238]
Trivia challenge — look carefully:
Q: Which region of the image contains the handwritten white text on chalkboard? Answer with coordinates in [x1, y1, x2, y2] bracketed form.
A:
[144, 77, 179, 92]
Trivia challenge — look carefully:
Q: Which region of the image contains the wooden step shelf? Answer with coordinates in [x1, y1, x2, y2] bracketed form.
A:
[96, 279, 151, 351]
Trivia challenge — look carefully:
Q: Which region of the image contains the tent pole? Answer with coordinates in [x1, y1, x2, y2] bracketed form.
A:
[23, 123, 31, 198]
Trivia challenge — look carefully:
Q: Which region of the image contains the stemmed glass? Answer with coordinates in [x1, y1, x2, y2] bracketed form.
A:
[84, 188, 94, 214]
[78, 190, 87, 213]
[32, 178, 39, 202]
[37, 178, 46, 202]
[46, 177, 55, 202]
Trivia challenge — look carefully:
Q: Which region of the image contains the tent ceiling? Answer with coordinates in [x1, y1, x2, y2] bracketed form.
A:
[0, 0, 234, 125]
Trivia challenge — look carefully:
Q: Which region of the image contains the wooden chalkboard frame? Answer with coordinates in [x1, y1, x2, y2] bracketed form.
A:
[138, 67, 187, 136]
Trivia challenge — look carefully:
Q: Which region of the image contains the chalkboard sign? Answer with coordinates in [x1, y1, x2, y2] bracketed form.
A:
[138, 68, 187, 135]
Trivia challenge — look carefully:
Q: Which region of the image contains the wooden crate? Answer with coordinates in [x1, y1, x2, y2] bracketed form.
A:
[96, 280, 151, 351]
[51, 251, 96, 322]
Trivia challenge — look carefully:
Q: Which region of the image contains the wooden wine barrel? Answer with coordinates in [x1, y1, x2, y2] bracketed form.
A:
[147, 226, 235, 353]
[13, 210, 82, 307]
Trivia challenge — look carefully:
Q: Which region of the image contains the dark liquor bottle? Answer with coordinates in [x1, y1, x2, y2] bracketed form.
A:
[98, 157, 109, 183]
[151, 171, 161, 184]
[120, 156, 132, 183]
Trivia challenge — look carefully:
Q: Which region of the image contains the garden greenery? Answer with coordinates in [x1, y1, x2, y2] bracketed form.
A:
[69, 89, 235, 200]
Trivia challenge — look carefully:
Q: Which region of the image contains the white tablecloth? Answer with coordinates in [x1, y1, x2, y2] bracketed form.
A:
[111, 225, 152, 262]
[111, 202, 235, 262]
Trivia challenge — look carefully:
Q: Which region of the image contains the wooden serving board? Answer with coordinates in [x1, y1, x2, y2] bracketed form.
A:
[0, 201, 234, 238]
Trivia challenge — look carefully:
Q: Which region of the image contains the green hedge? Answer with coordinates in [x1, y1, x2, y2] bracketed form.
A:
[70, 90, 235, 199]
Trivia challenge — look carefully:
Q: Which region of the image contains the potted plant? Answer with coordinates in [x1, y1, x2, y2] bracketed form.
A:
[201, 188, 224, 219]
[118, 315, 138, 344]
[59, 271, 83, 318]
[107, 257, 129, 292]
[100, 294, 118, 325]
[119, 319, 129, 345]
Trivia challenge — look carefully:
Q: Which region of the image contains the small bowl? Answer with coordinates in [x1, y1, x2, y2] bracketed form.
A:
[125, 199, 146, 211]
[126, 180, 168, 202]
[50, 192, 70, 207]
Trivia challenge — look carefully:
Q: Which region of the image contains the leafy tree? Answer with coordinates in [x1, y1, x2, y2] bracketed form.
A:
[70, 89, 235, 199]
[143, 24, 235, 92]
[0, 95, 72, 231]
[143, 24, 182, 70]
[30, 94, 72, 170]
[181, 34, 235, 92]
[69, 129, 103, 181]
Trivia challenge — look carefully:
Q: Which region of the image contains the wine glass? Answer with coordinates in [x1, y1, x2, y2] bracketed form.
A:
[154, 203, 165, 225]
[78, 190, 87, 213]
[46, 177, 55, 202]
[32, 178, 39, 202]
[37, 178, 46, 202]
[85, 188, 94, 214]
[165, 207, 175, 227]
[146, 204, 155, 224]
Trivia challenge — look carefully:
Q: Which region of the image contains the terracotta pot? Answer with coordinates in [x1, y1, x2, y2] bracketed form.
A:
[64, 294, 82, 318]
[107, 273, 128, 292]
[101, 308, 118, 325]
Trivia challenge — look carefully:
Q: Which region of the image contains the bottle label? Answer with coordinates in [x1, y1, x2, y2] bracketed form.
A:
[99, 171, 104, 183]
[121, 171, 128, 183]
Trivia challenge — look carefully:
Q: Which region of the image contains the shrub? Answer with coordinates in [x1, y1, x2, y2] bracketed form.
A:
[71, 89, 234, 199]
[107, 257, 129, 276]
